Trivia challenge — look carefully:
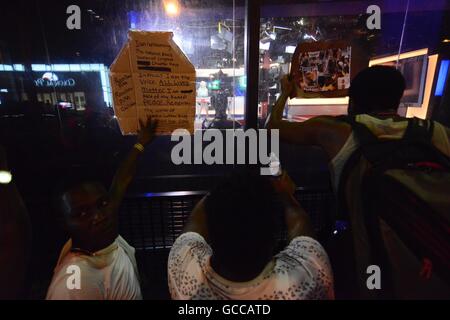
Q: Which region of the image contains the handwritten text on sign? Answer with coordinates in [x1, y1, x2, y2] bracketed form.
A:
[112, 74, 136, 112]
[138, 106, 195, 134]
[135, 72, 195, 107]
[111, 31, 196, 135]
[134, 41, 181, 69]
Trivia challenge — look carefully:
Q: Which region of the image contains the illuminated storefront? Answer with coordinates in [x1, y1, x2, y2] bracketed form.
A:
[0, 63, 112, 110]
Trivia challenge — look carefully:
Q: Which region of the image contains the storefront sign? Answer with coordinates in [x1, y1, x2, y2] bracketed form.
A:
[34, 73, 76, 88]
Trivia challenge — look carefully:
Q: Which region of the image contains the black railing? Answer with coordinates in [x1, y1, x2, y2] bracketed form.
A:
[119, 188, 335, 251]
[118, 188, 335, 299]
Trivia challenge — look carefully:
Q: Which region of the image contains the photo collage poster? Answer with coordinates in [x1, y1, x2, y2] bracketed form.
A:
[291, 41, 359, 98]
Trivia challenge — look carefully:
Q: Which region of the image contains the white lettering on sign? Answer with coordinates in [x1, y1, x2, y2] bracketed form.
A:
[34, 78, 76, 88]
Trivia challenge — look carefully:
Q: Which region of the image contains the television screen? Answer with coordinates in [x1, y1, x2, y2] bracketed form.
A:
[380, 55, 427, 106]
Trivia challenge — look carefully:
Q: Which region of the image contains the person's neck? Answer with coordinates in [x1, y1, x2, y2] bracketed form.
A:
[71, 237, 116, 255]
[210, 255, 266, 283]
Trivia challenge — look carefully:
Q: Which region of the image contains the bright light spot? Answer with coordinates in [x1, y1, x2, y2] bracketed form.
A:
[285, 46, 296, 54]
[259, 42, 270, 51]
[0, 171, 12, 184]
[42, 72, 58, 81]
[173, 34, 182, 46]
[303, 34, 317, 41]
[333, 230, 338, 235]
[164, 1, 180, 17]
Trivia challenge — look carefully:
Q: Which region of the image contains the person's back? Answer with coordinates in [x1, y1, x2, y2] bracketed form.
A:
[268, 66, 450, 168]
[330, 114, 450, 299]
[168, 169, 334, 300]
[268, 66, 450, 227]
[268, 66, 450, 298]
[330, 113, 450, 193]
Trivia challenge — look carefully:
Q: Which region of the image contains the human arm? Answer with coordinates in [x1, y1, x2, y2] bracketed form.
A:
[108, 117, 157, 211]
[266, 76, 350, 159]
[272, 171, 315, 241]
[183, 195, 208, 240]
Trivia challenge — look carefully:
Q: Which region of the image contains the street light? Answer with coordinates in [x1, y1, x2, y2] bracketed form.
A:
[164, 0, 180, 17]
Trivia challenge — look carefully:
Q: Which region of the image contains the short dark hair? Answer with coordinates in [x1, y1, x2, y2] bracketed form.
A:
[204, 168, 281, 279]
[348, 65, 405, 115]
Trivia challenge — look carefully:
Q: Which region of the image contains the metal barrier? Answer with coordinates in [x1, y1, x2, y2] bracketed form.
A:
[118, 188, 335, 298]
[118, 189, 335, 251]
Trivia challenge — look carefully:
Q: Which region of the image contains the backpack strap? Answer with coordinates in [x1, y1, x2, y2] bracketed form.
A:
[340, 115, 378, 145]
[402, 118, 450, 169]
[335, 115, 383, 219]
[403, 117, 434, 142]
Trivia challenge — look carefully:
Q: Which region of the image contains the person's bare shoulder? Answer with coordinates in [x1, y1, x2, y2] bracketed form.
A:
[445, 125, 450, 141]
[433, 121, 450, 142]
[305, 115, 352, 159]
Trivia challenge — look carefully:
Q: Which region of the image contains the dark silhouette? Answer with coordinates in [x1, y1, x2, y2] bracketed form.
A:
[0, 145, 31, 299]
[168, 168, 334, 300]
[268, 66, 450, 299]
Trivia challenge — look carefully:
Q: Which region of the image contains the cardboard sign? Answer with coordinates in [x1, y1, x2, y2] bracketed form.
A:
[110, 31, 196, 135]
[290, 40, 368, 98]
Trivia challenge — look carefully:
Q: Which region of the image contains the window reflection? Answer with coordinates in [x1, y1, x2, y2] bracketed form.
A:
[0, 0, 246, 130]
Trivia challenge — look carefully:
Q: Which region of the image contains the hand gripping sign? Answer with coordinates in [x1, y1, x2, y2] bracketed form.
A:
[110, 31, 196, 135]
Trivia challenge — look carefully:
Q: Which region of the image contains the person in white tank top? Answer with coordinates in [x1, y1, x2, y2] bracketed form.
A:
[267, 65, 450, 298]
[267, 66, 450, 187]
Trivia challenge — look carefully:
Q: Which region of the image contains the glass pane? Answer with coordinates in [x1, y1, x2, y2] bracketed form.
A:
[258, 0, 448, 124]
[0, 0, 246, 180]
[127, 1, 246, 130]
[0, 0, 248, 300]
[388, 0, 448, 120]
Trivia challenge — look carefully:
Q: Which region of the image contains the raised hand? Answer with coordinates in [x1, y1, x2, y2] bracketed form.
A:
[280, 75, 296, 97]
[137, 117, 158, 146]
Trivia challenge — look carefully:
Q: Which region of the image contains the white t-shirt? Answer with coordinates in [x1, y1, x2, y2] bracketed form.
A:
[46, 236, 142, 300]
[168, 232, 334, 300]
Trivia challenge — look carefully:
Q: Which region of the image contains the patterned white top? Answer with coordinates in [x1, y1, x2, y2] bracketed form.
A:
[168, 232, 334, 300]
